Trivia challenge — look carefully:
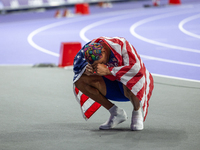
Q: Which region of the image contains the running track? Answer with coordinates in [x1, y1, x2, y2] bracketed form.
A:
[0, 0, 200, 81]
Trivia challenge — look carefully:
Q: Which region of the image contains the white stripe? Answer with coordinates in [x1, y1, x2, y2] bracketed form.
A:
[111, 66, 123, 77]
[120, 63, 141, 85]
[140, 91, 145, 109]
[143, 70, 150, 118]
[73, 84, 87, 119]
[120, 42, 142, 85]
[145, 70, 151, 100]
[131, 75, 145, 96]
[121, 38, 129, 65]
[73, 84, 81, 103]
[73, 87, 95, 114]
[107, 38, 142, 85]
[77, 92, 81, 103]
[129, 42, 141, 67]
[104, 38, 122, 55]
[104, 37, 123, 77]
[81, 98, 95, 113]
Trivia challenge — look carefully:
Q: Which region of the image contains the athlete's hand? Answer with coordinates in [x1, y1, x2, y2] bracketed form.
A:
[95, 64, 112, 76]
[84, 64, 94, 76]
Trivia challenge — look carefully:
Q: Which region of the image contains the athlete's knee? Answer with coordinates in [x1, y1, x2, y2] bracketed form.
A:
[85, 84, 100, 95]
[74, 74, 101, 95]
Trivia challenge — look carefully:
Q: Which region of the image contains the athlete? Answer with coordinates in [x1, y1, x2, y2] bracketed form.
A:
[73, 36, 154, 130]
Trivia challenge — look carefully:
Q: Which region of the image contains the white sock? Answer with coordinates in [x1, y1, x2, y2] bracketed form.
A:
[133, 108, 142, 116]
[99, 105, 127, 130]
[131, 107, 143, 130]
[108, 105, 118, 115]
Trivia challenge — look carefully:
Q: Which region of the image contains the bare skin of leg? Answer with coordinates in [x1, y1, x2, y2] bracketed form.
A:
[74, 74, 114, 110]
[75, 74, 140, 111]
[123, 85, 140, 111]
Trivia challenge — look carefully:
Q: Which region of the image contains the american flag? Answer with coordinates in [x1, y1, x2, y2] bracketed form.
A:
[73, 37, 154, 121]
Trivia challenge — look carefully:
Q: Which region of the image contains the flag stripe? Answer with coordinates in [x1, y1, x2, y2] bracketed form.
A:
[142, 70, 148, 120]
[74, 85, 101, 120]
[81, 98, 95, 112]
[84, 102, 101, 119]
[75, 87, 79, 95]
[80, 93, 89, 106]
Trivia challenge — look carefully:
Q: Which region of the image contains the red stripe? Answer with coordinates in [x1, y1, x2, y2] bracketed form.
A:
[115, 41, 137, 80]
[131, 45, 143, 65]
[115, 66, 131, 80]
[126, 41, 137, 65]
[75, 87, 79, 95]
[136, 84, 145, 102]
[144, 73, 154, 121]
[147, 73, 154, 101]
[126, 66, 145, 92]
[84, 102, 101, 119]
[143, 109, 148, 121]
[143, 97, 149, 121]
[142, 72, 154, 121]
[80, 94, 89, 106]
[142, 71, 148, 121]
[105, 37, 124, 46]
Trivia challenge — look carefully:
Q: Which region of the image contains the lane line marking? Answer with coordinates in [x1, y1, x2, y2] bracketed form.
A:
[140, 55, 200, 67]
[178, 13, 200, 39]
[27, 8, 151, 57]
[152, 73, 200, 83]
[130, 10, 200, 54]
[27, 19, 83, 57]
[80, 10, 200, 67]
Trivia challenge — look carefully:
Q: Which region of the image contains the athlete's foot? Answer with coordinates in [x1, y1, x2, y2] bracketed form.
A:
[130, 108, 144, 131]
[99, 107, 127, 130]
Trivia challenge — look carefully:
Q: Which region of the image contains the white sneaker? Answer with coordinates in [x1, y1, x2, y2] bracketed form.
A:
[99, 108, 127, 130]
[130, 108, 144, 131]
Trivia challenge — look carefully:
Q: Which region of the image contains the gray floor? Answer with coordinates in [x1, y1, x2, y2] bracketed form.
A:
[0, 66, 200, 150]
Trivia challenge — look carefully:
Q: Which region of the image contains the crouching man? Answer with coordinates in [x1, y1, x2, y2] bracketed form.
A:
[73, 37, 154, 130]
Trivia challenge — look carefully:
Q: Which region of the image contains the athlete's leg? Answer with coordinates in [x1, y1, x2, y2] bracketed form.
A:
[123, 85, 140, 110]
[123, 85, 144, 131]
[74, 74, 114, 110]
[75, 74, 127, 129]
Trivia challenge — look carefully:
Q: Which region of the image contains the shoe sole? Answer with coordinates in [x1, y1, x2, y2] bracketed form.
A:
[99, 117, 127, 130]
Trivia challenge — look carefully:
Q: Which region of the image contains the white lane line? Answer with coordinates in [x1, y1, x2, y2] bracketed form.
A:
[130, 10, 200, 54]
[79, 8, 173, 42]
[141, 55, 200, 67]
[27, 19, 84, 57]
[80, 14, 139, 42]
[80, 10, 200, 67]
[27, 8, 150, 57]
[179, 13, 200, 39]
[152, 73, 200, 83]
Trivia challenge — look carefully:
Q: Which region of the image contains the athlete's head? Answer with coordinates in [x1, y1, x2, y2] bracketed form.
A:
[84, 43, 103, 64]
